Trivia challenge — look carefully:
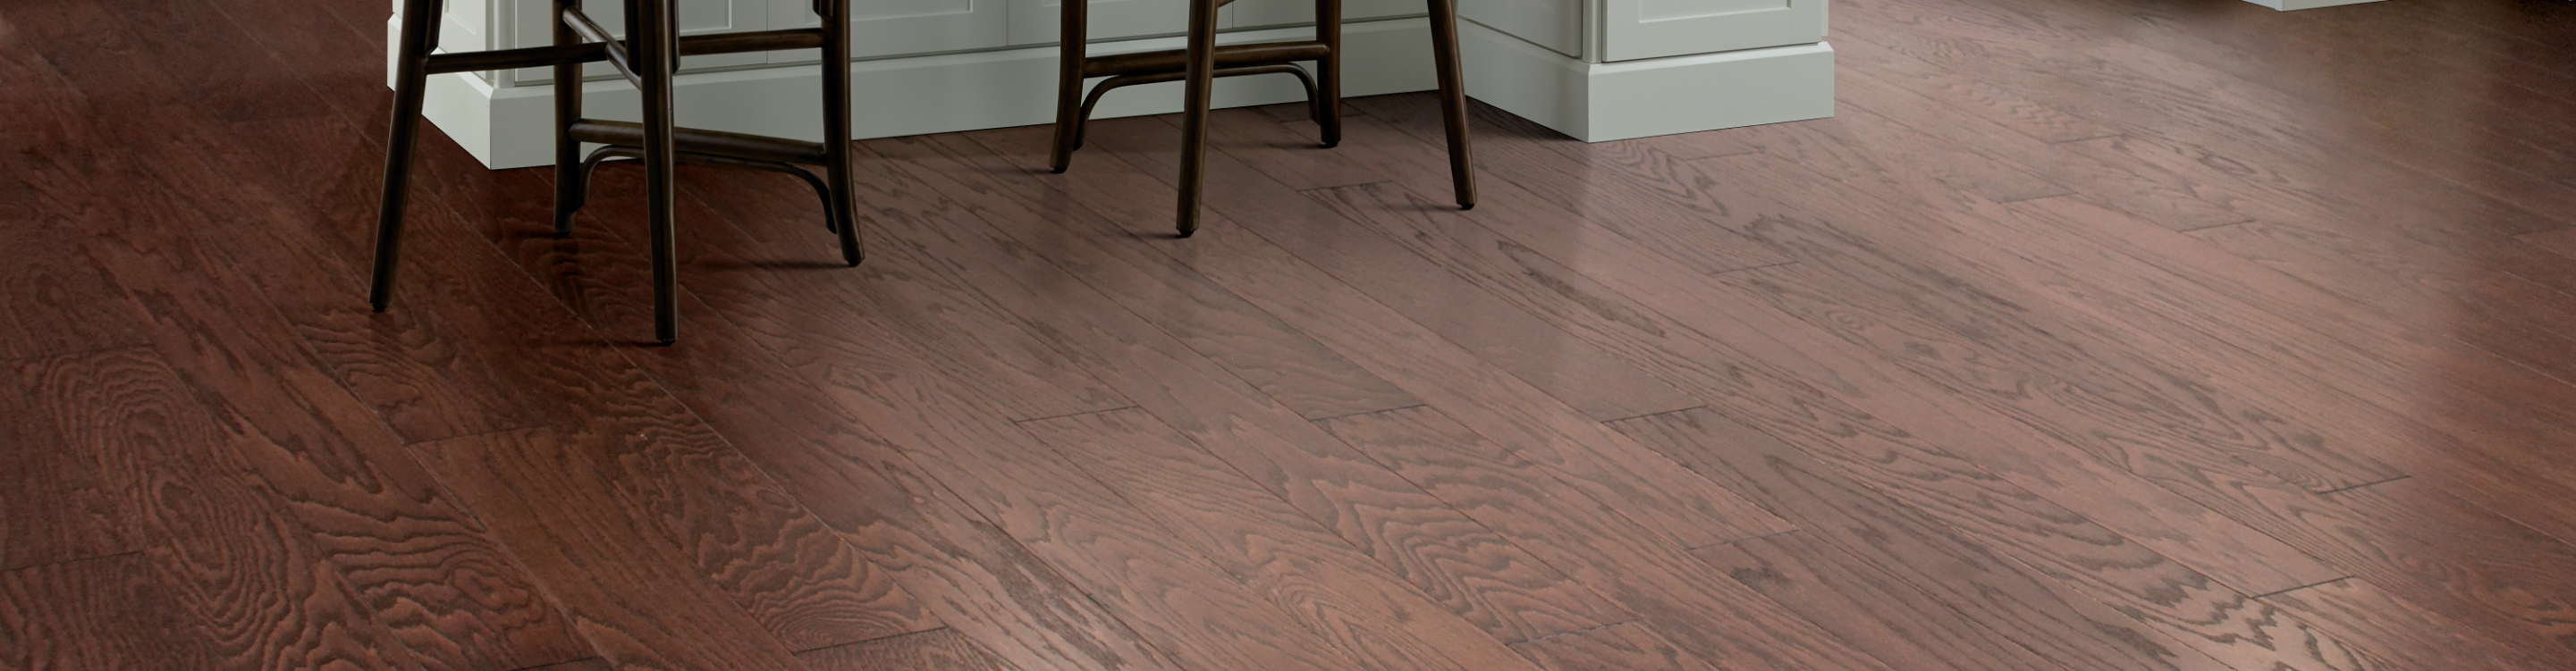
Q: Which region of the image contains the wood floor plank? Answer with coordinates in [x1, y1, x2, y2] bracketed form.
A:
[410, 427, 815, 671]
[797, 628, 1018, 671]
[1305, 111, 2339, 600]
[1617, 409, 2342, 671]
[610, 293, 1188, 671]
[1697, 532, 2089, 671]
[984, 120, 1788, 551]
[1506, 622, 1725, 671]
[1317, 406, 1902, 671]
[1022, 408, 1559, 671]
[0, 553, 216, 671]
[864, 133, 1423, 422]
[857, 131, 1634, 644]
[1144, 109, 1709, 424]
[2263, 578, 2565, 671]
[0, 363, 132, 573]
[20, 348, 432, 671]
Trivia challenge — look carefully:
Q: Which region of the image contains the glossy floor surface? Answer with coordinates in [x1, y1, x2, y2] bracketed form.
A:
[10, 0, 2576, 669]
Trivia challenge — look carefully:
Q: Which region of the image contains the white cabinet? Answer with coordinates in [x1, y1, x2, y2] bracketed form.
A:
[414, 0, 1831, 168]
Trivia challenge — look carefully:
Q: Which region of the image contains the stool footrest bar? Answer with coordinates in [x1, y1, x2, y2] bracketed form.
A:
[567, 120, 831, 165]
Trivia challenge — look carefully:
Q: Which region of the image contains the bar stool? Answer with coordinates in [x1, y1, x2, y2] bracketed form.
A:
[1047, 0, 1478, 236]
[371, 0, 866, 344]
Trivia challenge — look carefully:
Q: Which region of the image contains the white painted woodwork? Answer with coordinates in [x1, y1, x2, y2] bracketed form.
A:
[1595, 0, 1821, 62]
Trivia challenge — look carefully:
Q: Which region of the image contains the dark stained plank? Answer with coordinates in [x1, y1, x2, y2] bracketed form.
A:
[1506, 622, 1723, 671]
[0, 553, 215, 671]
[1132, 109, 1709, 424]
[979, 121, 1790, 551]
[608, 291, 1190, 671]
[1615, 408, 2317, 671]
[0, 370, 132, 573]
[865, 133, 1423, 422]
[2519, 227, 2576, 262]
[1317, 406, 1903, 671]
[858, 131, 1633, 644]
[798, 629, 1018, 671]
[2263, 578, 2566, 671]
[0, 222, 150, 362]
[19, 348, 431, 671]
[1020, 408, 1558, 671]
[1305, 113, 2337, 599]
[410, 427, 815, 671]
[1698, 533, 2092, 671]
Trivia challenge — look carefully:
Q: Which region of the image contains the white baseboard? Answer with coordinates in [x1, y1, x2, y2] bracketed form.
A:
[1459, 22, 1833, 142]
[2242, 0, 2388, 10]
[401, 17, 1835, 168]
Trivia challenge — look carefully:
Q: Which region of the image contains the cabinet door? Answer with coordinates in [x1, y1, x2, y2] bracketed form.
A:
[1009, 0, 1229, 46]
[1460, 0, 1578, 57]
[510, 0, 772, 84]
[766, 0, 1009, 63]
[1598, 0, 1823, 62]
[1229, 0, 1417, 29]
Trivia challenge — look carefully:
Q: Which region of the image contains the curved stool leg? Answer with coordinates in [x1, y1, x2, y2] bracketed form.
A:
[1174, 0, 1217, 237]
[821, 0, 864, 265]
[1425, 0, 1476, 209]
[1049, 0, 1089, 172]
[551, 0, 586, 235]
[369, 0, 446, 311]
[637, 0, 681, 344]
[1316, 0, 1342, 148]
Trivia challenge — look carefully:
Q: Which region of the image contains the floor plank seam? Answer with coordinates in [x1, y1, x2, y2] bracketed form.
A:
[1683, 529, 1803, 553]
[1297, 403, 1431, 424]
[1009, 405, 1144, 424]
[2241, 576, 2357, 601]
[2173, 219, 2259, 233]
[1707, 261, 1802, 277]
[2042, 132, 2127, 145]
[1593, 405, 1713, 425]
[2310, 474, 2414, 497]
[1507, 619, 1640, 645]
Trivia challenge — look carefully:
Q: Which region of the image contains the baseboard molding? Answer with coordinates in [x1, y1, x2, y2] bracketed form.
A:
[2242, 0, 2388, 10]
[1459, 22, 1833, 142]
[402, 16, 1835, 168]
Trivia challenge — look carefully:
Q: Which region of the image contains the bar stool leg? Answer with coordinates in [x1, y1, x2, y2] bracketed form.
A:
[1174, 0, 1217, 237]
[1315, 0, 1342, 148]
[636, 0, 682, 344]
[370, 0, 447, 311]
[551, 0, 585, 235]
[1049, 0, 1089, 172]
[1425, 0, 1476, 209]
[818, 0, 864, 265]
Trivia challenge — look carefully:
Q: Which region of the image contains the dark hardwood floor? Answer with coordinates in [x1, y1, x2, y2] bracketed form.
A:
[9, 0, 2576, 668]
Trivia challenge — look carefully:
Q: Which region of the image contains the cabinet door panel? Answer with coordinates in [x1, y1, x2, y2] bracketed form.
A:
[766, 0, 1009, 63]
[1229, 0, 1418, 29]
[1600, 0, 1821, 62]
[511, 0, 772, 84]
[1460, 0, 1578, 56]
[1010, 0, 1232, 46]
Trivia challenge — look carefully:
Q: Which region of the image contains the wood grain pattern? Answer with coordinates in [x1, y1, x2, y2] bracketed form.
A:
[21, 348, 429, 671]
[1021, 408, 1559, 671]
[1506, 622, 1722, 671]
[798, 628, 1018, 671]
[611, 294, 1186, 671]
[1307, 113, 2337, 601]
[1616, 408, 2262, 671]
[0, 553, 215, 671]
[859, 132, 1631, 644]
[1318, 406, 1900, 671]
[1697, 532, 2091, 671]
[410, 426, 815, 671]
[990, 120, 1788, 551]
[0, 376, 132, 573]
[2263, 578, 2564, 671]
[1172, 110, 1710, 424]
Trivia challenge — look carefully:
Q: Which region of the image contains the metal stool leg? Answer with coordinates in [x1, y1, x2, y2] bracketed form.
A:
[820, 0, 863, 265]
[1049, 0, 1089, 173]
[636, 0, 681, 344]
[370, 0, 446, 311]
[1173, 0, 1217, 237]
[551, 0, 586, 235]
[1426, 0, 1476, 209]
[1315, 0, 1342, 148]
